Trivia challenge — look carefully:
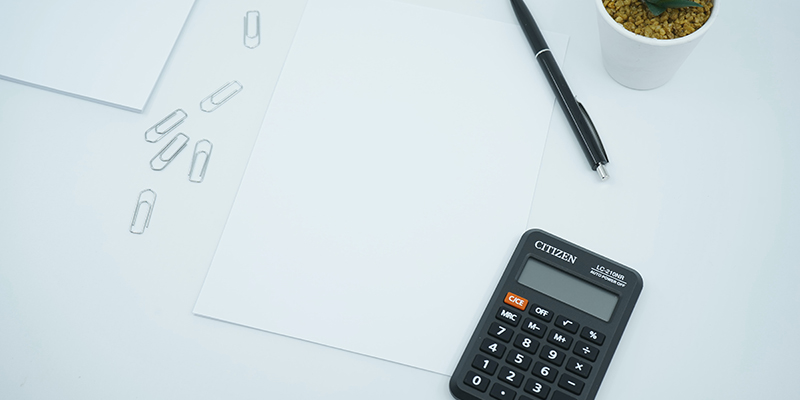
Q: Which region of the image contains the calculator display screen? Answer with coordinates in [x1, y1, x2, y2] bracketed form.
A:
[518, 258, 618, 321]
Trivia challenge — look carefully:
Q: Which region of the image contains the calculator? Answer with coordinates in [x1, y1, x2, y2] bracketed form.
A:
[450, 229, 643, 400]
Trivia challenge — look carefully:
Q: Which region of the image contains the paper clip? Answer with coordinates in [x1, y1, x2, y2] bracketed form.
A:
[244, 11, 261, 49]
[200, 81, 243, 113]
[150, 133, 189, 171]
[145, 109, 187, 143]
[189, 139, 213, 183]
[130, 189, 157, 234]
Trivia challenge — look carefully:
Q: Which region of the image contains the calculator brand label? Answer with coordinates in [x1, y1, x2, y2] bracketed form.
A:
[534, 240, 577, 264]
[590, 265, 627, 287]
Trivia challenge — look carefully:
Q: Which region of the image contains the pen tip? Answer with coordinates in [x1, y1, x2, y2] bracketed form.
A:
[596, 164, 609, 181]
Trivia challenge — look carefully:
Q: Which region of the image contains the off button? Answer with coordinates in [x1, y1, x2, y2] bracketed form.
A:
[504, 292, 528, 311]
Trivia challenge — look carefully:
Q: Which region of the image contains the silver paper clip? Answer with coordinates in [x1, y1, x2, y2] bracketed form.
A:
[145, 109, 187, 143]
[200, 81, 243, 112]
[189, 139, 213, 183]
[130, 189, 157, 234]
[150, 133, 189, 171]
[244, 11, 261, 49]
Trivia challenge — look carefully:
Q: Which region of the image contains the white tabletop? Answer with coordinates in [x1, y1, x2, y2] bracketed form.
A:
[2, 1, 798, 399]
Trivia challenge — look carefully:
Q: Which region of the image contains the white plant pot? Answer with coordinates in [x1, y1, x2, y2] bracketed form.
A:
[595, 0, 719, 90]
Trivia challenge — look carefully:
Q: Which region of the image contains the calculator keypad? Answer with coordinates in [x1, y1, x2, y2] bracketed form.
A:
[463, 292, 608, 400]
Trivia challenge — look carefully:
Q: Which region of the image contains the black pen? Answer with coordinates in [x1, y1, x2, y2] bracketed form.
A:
[509, 0, 609, 180]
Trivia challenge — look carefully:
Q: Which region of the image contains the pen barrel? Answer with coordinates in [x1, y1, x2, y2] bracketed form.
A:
[537, 51, 609, 169]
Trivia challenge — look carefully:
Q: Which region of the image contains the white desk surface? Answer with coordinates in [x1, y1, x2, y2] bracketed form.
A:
[1, 1, 798, 399]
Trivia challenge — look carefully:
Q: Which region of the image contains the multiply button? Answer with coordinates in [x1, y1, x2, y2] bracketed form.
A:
[555, 315, 579, 334]
[530, 304, 553, 322]
[566, 357, 591, 378]
[580, 326, 605, 345]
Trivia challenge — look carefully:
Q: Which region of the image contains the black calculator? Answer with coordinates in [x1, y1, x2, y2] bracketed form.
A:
[450, 229, 643, 400]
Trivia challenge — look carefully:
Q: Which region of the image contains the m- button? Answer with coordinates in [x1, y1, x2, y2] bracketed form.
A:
[504, 292, 528, 311]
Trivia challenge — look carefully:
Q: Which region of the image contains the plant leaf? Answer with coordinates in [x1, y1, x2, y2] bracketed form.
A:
[646, 0, 703, 9]
[643, 2, 666, 16]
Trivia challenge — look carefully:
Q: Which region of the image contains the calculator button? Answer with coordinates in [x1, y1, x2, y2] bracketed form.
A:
[580, 326, 606, 346]
[551, 391, 577, 400]
[513, 334, 540, 355]
[498, 366, 524, 388]
[554, 315, 579, 334]
[480, 338, 507, 358]
[489, 322, 514, 342]
[557, 374, 585, 395]
[464, 370, 490, 392]
[530, 304, 553, 322]
[523, 377, 551, 399]
[472, 354, 499, 375]
[566, 357, 591, 378]
[505, 350, 533, 371]
[573, 341, 599, 362]
[504, 292, 528, 311]
[532, 361, 557, 383]
[496, 307, 521, 327]
[521, 318, 546, 338]
[539, 345, 565, 366]
[490, 383, 517, 400]
[546, 329, 573, 350]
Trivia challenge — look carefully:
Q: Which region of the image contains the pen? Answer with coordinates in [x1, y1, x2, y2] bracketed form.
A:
[509, 0, 610, 181]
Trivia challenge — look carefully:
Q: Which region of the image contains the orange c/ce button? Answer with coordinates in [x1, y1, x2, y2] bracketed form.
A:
[504, 292, 528, 311]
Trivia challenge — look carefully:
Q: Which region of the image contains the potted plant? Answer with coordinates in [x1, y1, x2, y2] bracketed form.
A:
[595, 0, 718, 89]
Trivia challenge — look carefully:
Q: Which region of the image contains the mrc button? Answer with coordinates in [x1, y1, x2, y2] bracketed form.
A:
[504, 292, 528, 311]
[496, 307, 521, 326]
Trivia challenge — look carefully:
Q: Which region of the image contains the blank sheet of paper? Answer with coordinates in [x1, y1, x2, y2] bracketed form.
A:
[0, 0, 195, 112]
[194, 0, 568, 375]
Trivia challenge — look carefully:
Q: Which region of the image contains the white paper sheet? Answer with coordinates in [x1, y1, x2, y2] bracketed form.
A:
[194, 0, 568, 375]
[0, 0, 195, 112]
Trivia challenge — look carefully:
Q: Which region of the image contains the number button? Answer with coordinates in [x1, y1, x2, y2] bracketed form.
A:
[566, 357, 591, 378]
[546, 328, 573, 350]
[513, 334, 539, 355]
[530, 304, 553, 322]
[480, 338, 507, 358]
[573, 341, 599, 362]
[498, 366, 524, 388]
[464, 370, 489, 392]
[472, 354, 498, 375]
[523, 378, 551, 399]
[532, 361, 557, 383]
[555, 315, 579, 334]
[505, 350, 532, 371]
[489, 322, 513, 342]
[522, 318, 546, 338]
[496, 307, 521, 327]
[558, 374, 585, 395]
[490, 383, 517, 400]
[539, 345, 565, 366]
[580, 326, 606, 345]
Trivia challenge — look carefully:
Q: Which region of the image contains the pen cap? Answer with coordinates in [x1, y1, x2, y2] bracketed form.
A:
[594, 0, 719, 90]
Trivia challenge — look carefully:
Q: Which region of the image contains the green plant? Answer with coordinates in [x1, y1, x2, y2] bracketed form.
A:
[642, 0, 703, 16]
